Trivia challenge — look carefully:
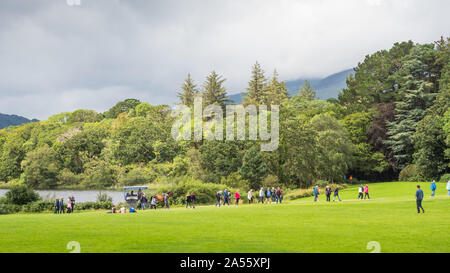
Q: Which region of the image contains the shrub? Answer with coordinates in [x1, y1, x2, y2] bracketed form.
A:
[0, 203, 21, 214]
[284, 184, 348, 200]
[21, 201, 54, 213]
[5, 185, 41, 205]
[96, 191, 113, 203]
[261, 174, 281, 188]
[159, 178, 234, 205]
[439, 173, 450, 182]
[221, 172, 249, 189]
[76, 201, 113, 210]
[399, 164, 424, 182]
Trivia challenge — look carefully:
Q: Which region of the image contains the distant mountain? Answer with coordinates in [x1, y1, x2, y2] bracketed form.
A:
[0, 113, 39, 129]
[228, 68, 353, 104]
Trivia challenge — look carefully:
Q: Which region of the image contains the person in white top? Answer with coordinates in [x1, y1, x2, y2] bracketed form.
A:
[247, 189, 253, 204]
[258, 188, 264, 204]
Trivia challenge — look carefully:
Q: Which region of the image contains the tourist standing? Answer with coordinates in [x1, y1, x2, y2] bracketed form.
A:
[416, 185, 425, 213]
[247, 189, 253, 204]
[430, 180, 436, 197]
[141, 194, 148, 210]
[271, 187, 276, 203]
[150, 196, 157, 210]
[59, 197, 65, 214]
[325, 186, 332, 202]
[235, 191, 240, 205]
[265, 187, 272, 204]
[185, 193, 191, 209]
[258, 187, 264, 204]
[54, 198, 60, 214]
[447, 180, 450, 196]
[313, 185, 319, 202]
[164, 192, 170, 209]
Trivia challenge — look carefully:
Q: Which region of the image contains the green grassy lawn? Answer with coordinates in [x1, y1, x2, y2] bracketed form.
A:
[0, 182, 448, 253]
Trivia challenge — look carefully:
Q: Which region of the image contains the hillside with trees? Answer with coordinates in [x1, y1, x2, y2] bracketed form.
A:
[0, 38, 448, 192]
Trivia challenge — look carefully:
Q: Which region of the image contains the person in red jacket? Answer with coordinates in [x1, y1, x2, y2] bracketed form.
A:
[235, 191, 240, 206]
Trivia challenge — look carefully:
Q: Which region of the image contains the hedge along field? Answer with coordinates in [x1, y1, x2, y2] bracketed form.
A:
[0, 182, 448, 253]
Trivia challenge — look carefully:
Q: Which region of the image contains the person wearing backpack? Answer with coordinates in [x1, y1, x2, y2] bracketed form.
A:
[313, 185, 319, 202]
[276, 187, 283, 204]
[265, 188, 272, 204]
[325, 186, 332, 202]
[333, 186, 341, 201]
[430, 180, 437, 197]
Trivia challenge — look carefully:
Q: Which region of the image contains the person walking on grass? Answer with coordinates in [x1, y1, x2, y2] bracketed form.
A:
[248, 189, 253, 204]
[430, 180, 436, 197]
[150, 195, 157, 210]
[325, 186, 332, 202]
[447, 180, 450, 196]
[59, 197, 65, 214]
[265, 187, 272, 204]
[235, 191, 240, 205]
[185, 193, 192, 209]
[276, 187, 283, 204]
[215, 191, 222, 207]
[67, 200, 72, 213]
[313, 185, 319, 202]
[223, 189, 230, 206]
[364, 184, 370, 200]
[258, 187, 264, 204]
[54, 198, 60, 214]
[141, 194, 148, 210]
[333, 186, 341, 201]
[271, 187, 276, 203]
[163, 192, 170, 209]
[358, 184, 364, 199]
[416, 185, 425, 213]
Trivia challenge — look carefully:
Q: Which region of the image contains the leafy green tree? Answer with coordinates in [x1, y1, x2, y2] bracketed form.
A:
[21, 145, 61, 189]
[81, 158, 116, 189]
[5, 185, 40, 205]
[385, 44, 438, 169]
[240, 146, 268, 189]
[104, 99, 141, 119]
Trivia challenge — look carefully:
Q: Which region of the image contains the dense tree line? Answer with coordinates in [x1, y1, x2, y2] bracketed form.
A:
[0, 38, 448, 191]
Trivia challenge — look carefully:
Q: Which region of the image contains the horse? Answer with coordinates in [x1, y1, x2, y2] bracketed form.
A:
[153, 191, 173, 207]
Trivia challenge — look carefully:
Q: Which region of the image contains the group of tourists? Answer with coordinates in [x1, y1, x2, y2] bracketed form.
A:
[212, 187, 284, 207]
[54, 196, 75, 214]
[185, 192, 197, 208]
[312, 185, 342, 202]
[357, 184, 370, 200]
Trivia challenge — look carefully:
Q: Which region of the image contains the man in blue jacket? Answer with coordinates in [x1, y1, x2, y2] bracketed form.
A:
[416, 185, 425, 213]
[430, 180, 436, 197]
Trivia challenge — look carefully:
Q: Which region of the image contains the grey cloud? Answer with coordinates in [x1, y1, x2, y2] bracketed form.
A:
[0, 0, 449, 120]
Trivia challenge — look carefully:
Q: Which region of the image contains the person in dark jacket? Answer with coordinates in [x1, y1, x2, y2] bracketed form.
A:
[163, 193, 170, 209]
[333, 186, 341, 201]
[416, 185, 425, 213]
[59, 197, 65, 214]
[185, 193, 191, 208]
[54, 198, 60, 214]
[215, 191, 221, 207]
[325, 186, 332, 202]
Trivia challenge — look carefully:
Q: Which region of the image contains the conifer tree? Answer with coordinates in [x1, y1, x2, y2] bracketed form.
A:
[243, 61, 266, 106]
[177, 73, 198, 106]
[201, 71, 229, 110]
[298, 80, 316, 101]
[262, 69, 289, 105]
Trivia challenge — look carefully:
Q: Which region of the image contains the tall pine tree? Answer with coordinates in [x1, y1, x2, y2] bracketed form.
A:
[298, 80, 316, 101]
[243, 61, 266, 106]
[262, 69, 289, 105]
[201, 71, 229, 110]
[177, 73, 198, 106]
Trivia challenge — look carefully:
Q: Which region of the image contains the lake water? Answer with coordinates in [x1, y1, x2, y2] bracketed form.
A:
[0, 189, 125, 204]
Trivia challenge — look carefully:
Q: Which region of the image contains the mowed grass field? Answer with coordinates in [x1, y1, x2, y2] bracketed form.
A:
[0, 182, 448, 253]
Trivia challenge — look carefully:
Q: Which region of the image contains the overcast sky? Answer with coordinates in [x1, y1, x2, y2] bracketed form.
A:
[0, 0, 448, 120]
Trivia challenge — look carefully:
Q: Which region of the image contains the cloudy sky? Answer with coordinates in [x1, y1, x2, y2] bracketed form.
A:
[0, 0, 448, 120]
